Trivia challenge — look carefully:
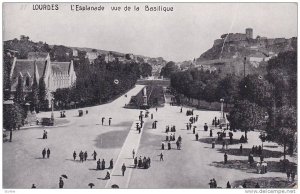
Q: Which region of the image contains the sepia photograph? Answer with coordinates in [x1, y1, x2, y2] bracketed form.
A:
[1, 2, 298, 191]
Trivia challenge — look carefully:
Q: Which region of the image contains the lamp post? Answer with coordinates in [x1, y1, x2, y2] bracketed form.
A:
[51, 98, 55, 121]
[220, 98, 224, 119]
[4, 99, 14, 142]
[25, 102, 30, 125]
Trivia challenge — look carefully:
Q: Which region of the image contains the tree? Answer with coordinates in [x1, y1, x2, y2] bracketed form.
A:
[139, 63, 152, 77]
[203, 81, 219, 103]
[239, 74, 273, 107]
[3, 103, 25, 142]
[15, 76, 25, 104]
[266, 51, 297, 107]
[227, 100, 266, 141]
[38, 77, 48, 110]
[28, 74, 39, 112]
[216, 74, 239, 105]
[266, 105, 296, 159]
[160, 61, 179, 78]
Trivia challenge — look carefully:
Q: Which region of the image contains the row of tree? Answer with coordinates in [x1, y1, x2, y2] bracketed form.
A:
[170, 51, 297, 158]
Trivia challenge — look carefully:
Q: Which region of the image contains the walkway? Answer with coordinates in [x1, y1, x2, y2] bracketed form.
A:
[105, 113, 147, 188]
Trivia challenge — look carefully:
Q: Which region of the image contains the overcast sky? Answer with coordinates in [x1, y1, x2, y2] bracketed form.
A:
[3, 3, 297, 62]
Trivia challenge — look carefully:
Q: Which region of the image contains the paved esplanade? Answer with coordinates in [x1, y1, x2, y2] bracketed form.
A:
[3, 85, 146, 189]
[3, 84, 291, 189]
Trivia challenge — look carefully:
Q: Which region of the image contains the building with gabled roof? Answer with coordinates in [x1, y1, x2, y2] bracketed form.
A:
[9, 52, 76, 107]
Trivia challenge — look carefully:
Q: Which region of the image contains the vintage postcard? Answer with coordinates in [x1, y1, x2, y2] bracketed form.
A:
[2, 2, 297, 191]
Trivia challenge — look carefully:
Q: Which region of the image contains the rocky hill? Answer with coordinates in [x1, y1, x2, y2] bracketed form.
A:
[192, 28, 297, 76]
[4, 36, 167, 74]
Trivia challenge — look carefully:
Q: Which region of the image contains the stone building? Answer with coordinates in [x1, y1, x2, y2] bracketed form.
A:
[9, 52, 76, 107]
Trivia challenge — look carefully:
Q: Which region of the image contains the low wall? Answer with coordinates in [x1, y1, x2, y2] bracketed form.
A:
[179, 96, 233, 112]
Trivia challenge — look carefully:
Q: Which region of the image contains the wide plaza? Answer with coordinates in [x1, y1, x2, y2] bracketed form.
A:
[3, 85, 295, 189]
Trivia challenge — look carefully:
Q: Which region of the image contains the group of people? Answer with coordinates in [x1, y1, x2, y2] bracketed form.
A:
[212, 117, 220, 127]
[185, 109, 194, 116]
[134, 156, 151, 169]
[251, 145, 263, 156]
[101, 117, 112, 126]
[208, 178, 218, 188]
[165, 133, 176, 142]
[165, 125, 176, 133]
[60, 111, 66, 118]
[256, 161, 268, 174]
[42, 130, 48, 139]
[97, 158, 113, 170]
[189, 115, 198, 124]
[42, 148, 50, 159]
[73, 150, 90, 162]
[286, 170, 296, 182]
[152, 121, 158, 129]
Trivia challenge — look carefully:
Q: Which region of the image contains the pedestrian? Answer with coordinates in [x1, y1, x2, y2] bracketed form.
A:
[195, 133, 199, 141]
[204, 123, 208, 131]
[147, 157, 151, 167]
[122, 163, 126, 176]
[193, 126, 196, 134]
[47, 148, 50, 159]
[209, 179, 213, 188]
[79, 151, 84, 162]
[109, 159, 113, 169]
[291, 171, 296, 182]
[109, 118, 112, 126]
[166, 135, 169, 141]
[240, 144, 243, 154]
[92, 150, 97, 160]
[161, 142, 165, 150]
[132, 149, 135, 159]
[168, 141, 171, 150]
[210, 129, 213, 137]
[226, 181, 231, 188]
[105, 170, 111, 180]
[224, 153, 228, 164]
[242, 182, 247, 188]
[59, 177, 64, 188]
[159, 152, 164, 161]
[31, 184, 36, 188]
[84, 151, 88, 161]
[138, 127, 141, 134]
[151, 113, 153, 119]
[212, 178, 217, 188]
[101, 117, 105, 125]
[42, 148, 46, 159]
[97, 159, 101, 170]
[156, 107, 157, 112]
[138, 156, 142, 168]
[260, 155, 264, 162]
[86, 110, 88, 114]
[287, 170, 291, 181]
[73, 151, 77, 160]
[212, 139, 215, 149]
[134, 157, 138, 168]
[102, 159, 105, 170]
[180, 107, 182, 113]
[186, 123, 189, 130]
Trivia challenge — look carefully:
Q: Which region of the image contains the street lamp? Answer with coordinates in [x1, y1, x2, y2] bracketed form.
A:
[4, 99, 14, 142]
[51, 98, 55, 121]
[220, 98, 224, 119]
